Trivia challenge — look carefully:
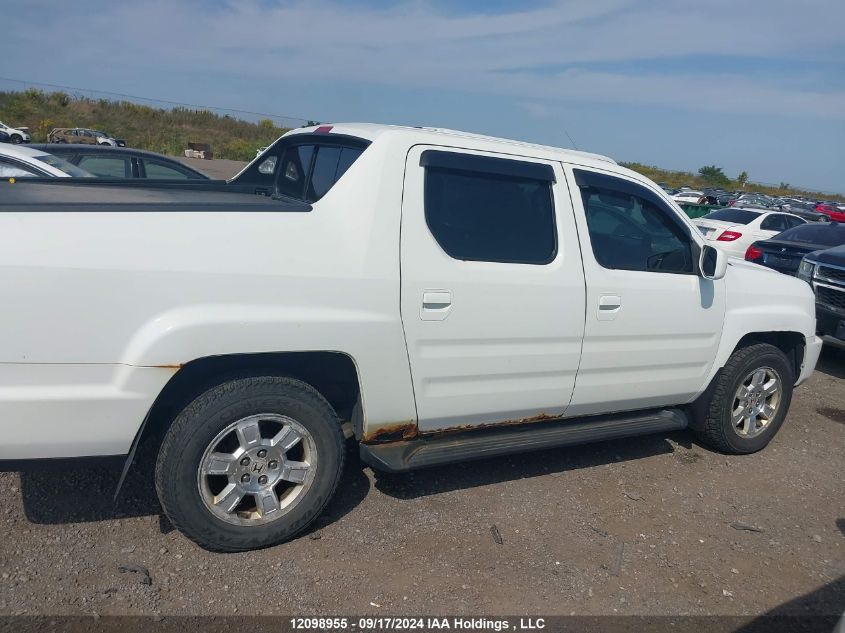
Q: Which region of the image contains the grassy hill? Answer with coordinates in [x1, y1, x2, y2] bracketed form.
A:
[1, 89, 841, 200]
[620, 162, 843, 202]
[0, 89, 291, 161]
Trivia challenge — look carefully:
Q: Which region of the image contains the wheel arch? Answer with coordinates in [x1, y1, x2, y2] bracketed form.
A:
[732, 331, 805, 380]
[117, 350, 363, 497]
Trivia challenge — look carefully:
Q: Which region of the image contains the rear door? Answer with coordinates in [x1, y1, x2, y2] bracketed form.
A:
[400, 146, 586, 432]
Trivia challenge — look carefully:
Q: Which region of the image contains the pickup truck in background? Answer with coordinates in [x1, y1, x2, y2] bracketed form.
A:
[0, 124, 822, 552]
[798, 244, 845, 342]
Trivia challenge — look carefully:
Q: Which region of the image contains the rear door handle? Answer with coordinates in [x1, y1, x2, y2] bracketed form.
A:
[421, 290, 452, 321]
[597, 294, 622, 321]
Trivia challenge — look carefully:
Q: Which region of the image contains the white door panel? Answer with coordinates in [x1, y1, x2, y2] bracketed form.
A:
[401, 147, 586, 432]
[564, 165, 725, 416]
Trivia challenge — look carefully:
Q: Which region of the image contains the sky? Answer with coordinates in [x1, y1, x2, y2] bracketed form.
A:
[3, 0, 844, 192]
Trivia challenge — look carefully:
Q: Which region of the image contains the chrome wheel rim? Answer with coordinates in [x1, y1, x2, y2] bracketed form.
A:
[197, 414, 317, 526]
[731, 367, 781, 438]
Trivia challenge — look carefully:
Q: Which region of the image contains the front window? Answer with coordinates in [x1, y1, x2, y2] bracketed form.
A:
[576, 170, 693, 274]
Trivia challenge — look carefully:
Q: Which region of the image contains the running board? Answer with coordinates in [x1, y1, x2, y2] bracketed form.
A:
[359, 408, 689, 473]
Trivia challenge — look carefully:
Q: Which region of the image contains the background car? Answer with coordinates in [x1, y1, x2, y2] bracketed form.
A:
[693, 207, 806, 258]
[744, 222, 845, 274]
[0, 145, 93, 178]
[29, 144, 209, 180]
[48, 127, 126, 147]
[814, 202, 845, 222]
[0, 120, 31, 144]
[672, 189, 705, 204]
[0, 130, 10, 144]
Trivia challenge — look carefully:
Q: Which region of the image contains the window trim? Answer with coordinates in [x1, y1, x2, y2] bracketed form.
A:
[420, 149, 556, 183]
[573, 168, 699, 276]
[422, 150, 559, 266]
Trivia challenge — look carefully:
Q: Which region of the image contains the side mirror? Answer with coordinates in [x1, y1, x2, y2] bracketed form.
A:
[700, 245, 728, 280]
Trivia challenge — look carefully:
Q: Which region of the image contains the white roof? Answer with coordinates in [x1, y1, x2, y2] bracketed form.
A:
[285, 122, 617, 166]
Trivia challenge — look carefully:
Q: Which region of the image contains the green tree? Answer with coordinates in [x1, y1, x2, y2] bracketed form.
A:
[779, 182, 790, 190]
[736, 171, 749, 188]
[698, 165, 729, 186]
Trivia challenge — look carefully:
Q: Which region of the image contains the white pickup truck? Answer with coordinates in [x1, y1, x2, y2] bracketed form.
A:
[0, 124, 822, 552]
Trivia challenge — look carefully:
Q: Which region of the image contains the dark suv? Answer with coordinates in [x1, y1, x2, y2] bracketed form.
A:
[797, 244, 845, 342]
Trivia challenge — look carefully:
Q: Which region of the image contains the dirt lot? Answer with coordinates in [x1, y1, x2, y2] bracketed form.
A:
[0, 346, 843, 619]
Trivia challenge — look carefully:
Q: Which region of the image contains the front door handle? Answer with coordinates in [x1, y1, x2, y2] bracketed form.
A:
[421, 290, 452, 321]
[597, 294, 622, 321]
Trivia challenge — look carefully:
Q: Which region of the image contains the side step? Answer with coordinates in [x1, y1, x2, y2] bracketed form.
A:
[359, 408, 689, 473]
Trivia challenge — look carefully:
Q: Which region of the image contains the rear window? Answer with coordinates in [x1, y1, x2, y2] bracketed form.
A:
[778, 224, 845, 246]
[702, 209, 761, 224]
[232, 134, 370, 201]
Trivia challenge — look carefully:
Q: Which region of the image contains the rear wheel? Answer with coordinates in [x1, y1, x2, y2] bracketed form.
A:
[693, 343, 794, 454]
[155, 376, 345, 552]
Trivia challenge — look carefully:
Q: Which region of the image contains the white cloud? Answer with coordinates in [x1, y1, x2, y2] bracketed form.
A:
[5, 0, 845, 119]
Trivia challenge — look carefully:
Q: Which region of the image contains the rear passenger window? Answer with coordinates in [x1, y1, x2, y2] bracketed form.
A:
[422, 151, 556, 264]
[761, 214, 787, 232]
[78, 155, 130, 178]
[143, 160, 194, 180]
[575, 169, 693, 274]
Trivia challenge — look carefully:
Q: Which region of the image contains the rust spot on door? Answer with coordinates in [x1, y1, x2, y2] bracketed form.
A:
[362, 420, 418, 443]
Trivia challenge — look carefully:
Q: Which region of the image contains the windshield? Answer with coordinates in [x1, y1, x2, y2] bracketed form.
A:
[702, 209, 761, 224]
[34, 154, 94, 178]
[778, 224, 845, 246]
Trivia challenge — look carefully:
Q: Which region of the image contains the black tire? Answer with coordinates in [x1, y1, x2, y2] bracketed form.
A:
[155, 376, 345, 552]
[10, 134, 22, 144]
[692, 343, 794, 454]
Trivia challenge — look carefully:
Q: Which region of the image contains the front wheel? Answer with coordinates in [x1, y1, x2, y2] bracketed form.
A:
[155, 376, 345, 552]
[692, 343, 794, 454]
[10, 134, 22, 144]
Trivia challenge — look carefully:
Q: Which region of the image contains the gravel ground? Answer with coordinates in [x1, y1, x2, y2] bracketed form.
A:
[0, 345, 842, 618]
[174, 157, 247, 180]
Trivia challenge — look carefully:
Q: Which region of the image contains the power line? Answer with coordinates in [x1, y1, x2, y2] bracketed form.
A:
[0, 76, 311, 125]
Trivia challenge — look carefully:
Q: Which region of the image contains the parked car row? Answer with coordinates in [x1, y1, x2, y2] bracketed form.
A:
[660, 184, 844, 223]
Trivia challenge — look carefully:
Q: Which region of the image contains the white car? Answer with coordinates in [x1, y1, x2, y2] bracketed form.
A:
[673, 190, 704, 204]
[0, 144, 93, 178]
[693, 208, 806, 259]
[0, 123, 822, 552]
[0, 120, 31, 144]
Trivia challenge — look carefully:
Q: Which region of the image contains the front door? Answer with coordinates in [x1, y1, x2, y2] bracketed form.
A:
[400, 146, 586, 433]
[564, 166, 725, 416]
